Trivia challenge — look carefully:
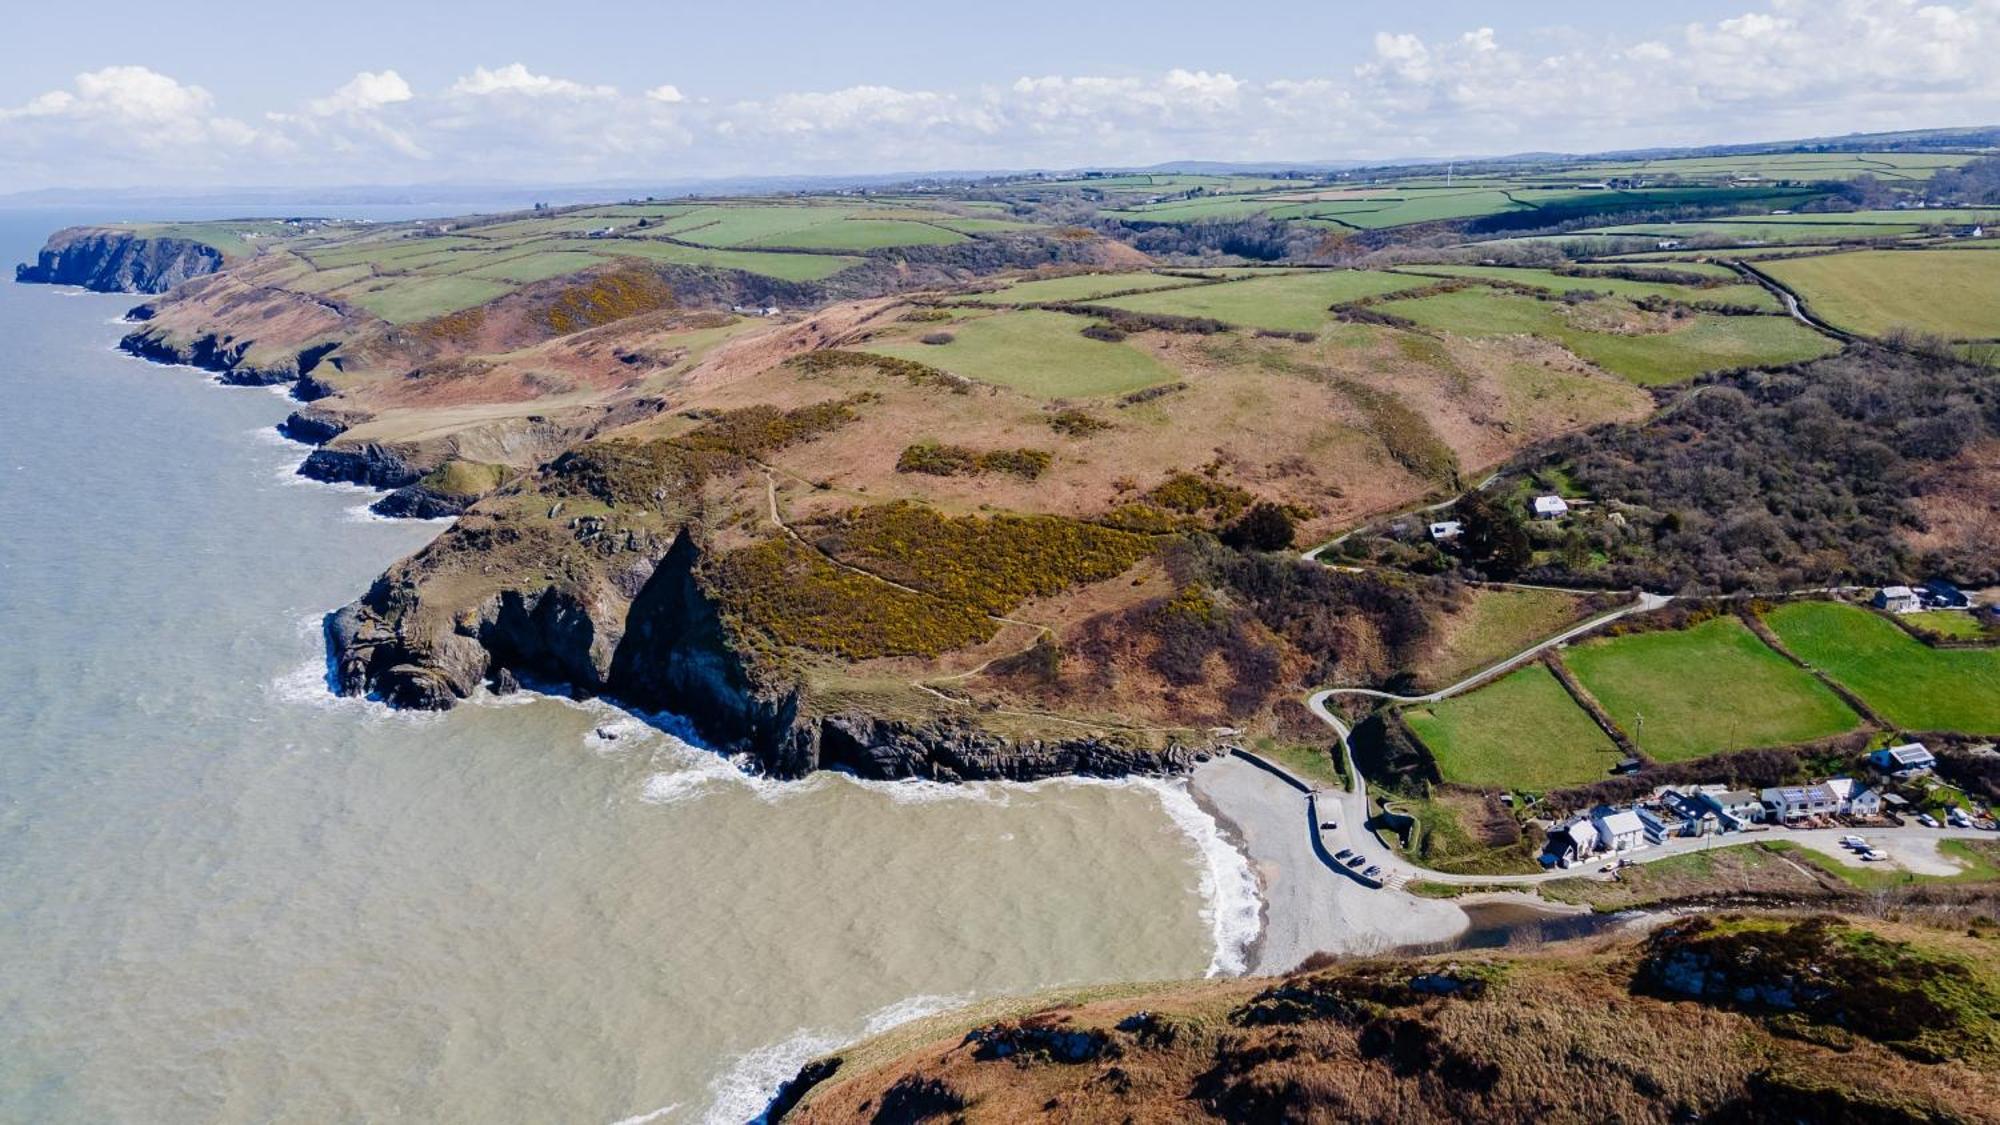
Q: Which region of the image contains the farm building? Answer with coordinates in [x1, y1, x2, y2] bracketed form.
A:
[1760, 783, 1837, 821]
[1695, 787, 1766, 831]
[1920, 579, 1970, 609]
[1428, 520, 1463, 542]
[1873, 585, 1921, 613]
[1822, 777, 1881, 818]
[1532, 495, 1570, 520]
[1870, 742, 1936, 775]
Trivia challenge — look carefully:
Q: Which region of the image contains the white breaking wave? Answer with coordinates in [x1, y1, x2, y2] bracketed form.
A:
[1146, 778, 1261, 977]
[699, 992, 969, 1125]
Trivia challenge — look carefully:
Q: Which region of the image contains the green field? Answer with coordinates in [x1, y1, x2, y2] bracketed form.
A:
[863, 309, 1176, 397]
[1402, 664, 1623, 790]
[1397, 264, 1779, 310]
[1417, 587, 1589, 690]
[1765, 601, 2000, 734]
[1583, 221, 1922, 245]
[958, 271, 1202, 305]
[1762, 249, 2000, 339]
[657, 205, 967, 250]
[1562, 616, 1863, 762]
[746, 218, 966, 250]
[1374, 287, 1835, 384]
[1092, 270, 1431, 332]
[330, 275, 517, 323]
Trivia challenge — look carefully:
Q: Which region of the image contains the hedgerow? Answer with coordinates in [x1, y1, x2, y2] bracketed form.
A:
[787, 349, 970, 391]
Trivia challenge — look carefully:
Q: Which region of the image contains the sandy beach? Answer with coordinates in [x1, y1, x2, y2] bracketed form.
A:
[1188, 755, 1469, 973]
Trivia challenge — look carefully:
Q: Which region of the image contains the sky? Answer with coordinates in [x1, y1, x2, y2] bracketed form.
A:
[3, 0, 1998, 192]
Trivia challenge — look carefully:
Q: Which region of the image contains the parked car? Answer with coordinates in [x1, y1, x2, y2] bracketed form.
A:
[1862, 849, 1890, 861]
[1363, 865, 1382, 879]
[1320, 820, 1338, 831]
[1840, 835, 1867, 849]
[1948, 809, 1973, 827]
[1334, 848, 1353, 861]
[1918, 814, 1941, 828]
[1346, 855, 1366, 869]
[1599, 864, 1616, 873]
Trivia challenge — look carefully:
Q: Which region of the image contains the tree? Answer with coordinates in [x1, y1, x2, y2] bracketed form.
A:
[1453, 491, 1532, 578]
[1221, 502, 1297, 552]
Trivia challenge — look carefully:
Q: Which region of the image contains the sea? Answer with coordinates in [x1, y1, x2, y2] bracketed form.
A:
[0, 206, 1258, 1124]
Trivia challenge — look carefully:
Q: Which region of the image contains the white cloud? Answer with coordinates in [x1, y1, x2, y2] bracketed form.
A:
[450, 63, 615, 99]
[308, 70, 413, 116]
[4, 2, 1999, 190]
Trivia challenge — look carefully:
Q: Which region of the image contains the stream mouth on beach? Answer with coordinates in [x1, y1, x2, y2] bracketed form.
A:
[1412, 901, 1643, 954]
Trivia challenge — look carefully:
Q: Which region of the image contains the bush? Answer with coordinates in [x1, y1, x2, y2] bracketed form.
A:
[919, 331, 955, 346]
[706, 538, 991, 661]
[896, 443, 1052, 480]
[1048, 409, 1112, 436]
[1221, 502, 1297, 551]
[1081, 322, 1128, 342]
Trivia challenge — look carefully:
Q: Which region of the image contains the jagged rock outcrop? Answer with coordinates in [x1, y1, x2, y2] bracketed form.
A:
[370, 485, 471, 520]
[278, 407, 356, 446]
[15, 228, 224, 293]
[118, 324, 331, 387]
[298, 443, 424, 490]
[327, 527, 1202, 781]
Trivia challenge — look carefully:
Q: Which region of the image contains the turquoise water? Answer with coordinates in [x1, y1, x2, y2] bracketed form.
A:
[0, 211, 1252, 1123]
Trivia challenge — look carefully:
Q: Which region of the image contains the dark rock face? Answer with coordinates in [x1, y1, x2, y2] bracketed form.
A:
[277, 408, 352, 446]
[370, 486, 469, 520]
[326, 527, 1202, 783]
[15, 229, 224, 293]
[118, 324, 324, 387]
[298, 444, 423, 490]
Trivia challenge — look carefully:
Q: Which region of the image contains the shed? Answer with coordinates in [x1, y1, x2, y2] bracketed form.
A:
[1533, 495, 1570, 520]
[1428, 520, 1463, 543]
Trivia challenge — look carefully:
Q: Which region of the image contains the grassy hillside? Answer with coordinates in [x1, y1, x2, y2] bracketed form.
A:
[781, 910, 2000, 1123]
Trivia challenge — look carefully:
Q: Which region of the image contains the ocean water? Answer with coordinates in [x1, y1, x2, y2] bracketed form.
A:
[0, 210, 1254, 1123]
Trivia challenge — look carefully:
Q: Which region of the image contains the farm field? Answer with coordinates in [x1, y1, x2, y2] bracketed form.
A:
[1092, 270, 1431, 332]
[1372, 287, 1836, 384]
[1402, 663, 1624, 790]
[1545, 151, 1975, 182]
[1561, 616, 1863, 762]
[328, 274, 516, 324]
[1761, 249, 2000, 339]
[1414, 587, 1592, 691]
[956, 271, 1202, 305]
[1580, 220, 1922, 245]
[1764, 601, 2000, 734]
[1395, 263, 1779, 310]
[861, 309, 1176, 398]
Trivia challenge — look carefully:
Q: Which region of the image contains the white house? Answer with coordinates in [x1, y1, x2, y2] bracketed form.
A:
[1822, 777, 1881, 818]
[1871, 742, 1936, 776]
[1761, 784, 1837, 822]
[1873, 586, 1921, 613]
[1533, 495, 1570, 520]
[1428, 520, 1463, 542]
[1592, 808, 1654, 853]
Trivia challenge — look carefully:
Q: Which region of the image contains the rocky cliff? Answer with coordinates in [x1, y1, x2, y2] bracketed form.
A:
[327, 527, 1201, 781]
[15, 228, 225, 293]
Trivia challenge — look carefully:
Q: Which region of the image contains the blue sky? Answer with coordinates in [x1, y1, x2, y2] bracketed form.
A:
[3, 0, 1996, 190]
